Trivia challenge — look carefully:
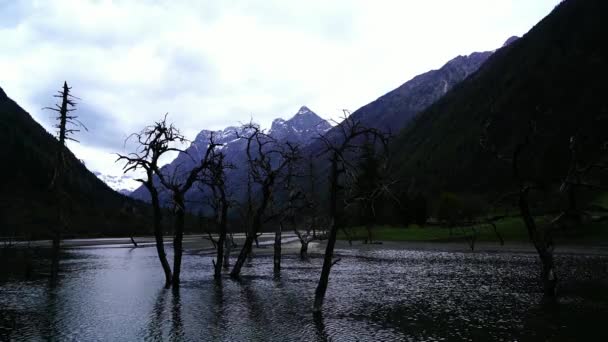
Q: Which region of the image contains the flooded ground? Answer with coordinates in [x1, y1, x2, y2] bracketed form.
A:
[1, 239, 607, 341]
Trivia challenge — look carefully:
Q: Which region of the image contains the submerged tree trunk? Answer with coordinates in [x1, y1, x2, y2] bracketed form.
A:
[231, 186, 271, 278]
[150, 188, 172, 288]
[519, 188, 557, 297]
[223, 237, 231, 270]
[313, 156, 339, 313]
[50, 230, 61, 285]
[300, 240, 309, 260]
[274, 224, 282, 273]
[230, 234, 255, 278]
[214, 232, 225, 280]
[172, 201, 185, 287]
[313, 219, 338, 312]
[214, 201, 228, 280]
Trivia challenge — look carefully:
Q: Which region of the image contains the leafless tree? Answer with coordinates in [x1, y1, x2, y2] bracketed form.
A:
[44, 81, 86, 283]
[272, 141, 302, 273]
[313, 111, 390, 313]
[153, 133, 221, 287]
[117, 115, 183, 288]
[481, 118, 607, 297]
[344, 139, 395, 244]
[199, 148, 234, 280]
[229, 123, 295, 278]
[481, 118, 560, 296]
[294, 156, 328, 260]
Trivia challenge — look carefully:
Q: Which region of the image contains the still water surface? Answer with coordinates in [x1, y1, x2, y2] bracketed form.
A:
[1, 243, 607, 341]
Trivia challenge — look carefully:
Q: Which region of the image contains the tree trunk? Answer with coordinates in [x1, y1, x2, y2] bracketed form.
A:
[300, 240, 309, 260]
[214, 232, 225, 280]
[50, 230, 61, 285]
[313, 220, 338, 313]
[230, 234, 255, 278]
[151, 189, 172, 288]
[519, 188, 557, 297]
[274, 224, 282, 273]
[172, 203, 185, 286]
[540, 250, 557, 297]
[223, 237, 231, 270]
[313, 155, 339, 312]
[214, 202, 228, 280]
[365, 223, 373, 244]
[231, 186, 271, 278]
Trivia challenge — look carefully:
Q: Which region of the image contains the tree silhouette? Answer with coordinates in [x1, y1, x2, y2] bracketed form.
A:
[313, 111, 389, 313]
[44, 81, 86, 283]
[229, 123, 296, 278]
[117, 114, 185, 288]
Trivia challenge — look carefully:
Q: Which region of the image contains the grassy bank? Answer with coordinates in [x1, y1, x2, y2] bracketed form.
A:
[338, 217, 608, 244]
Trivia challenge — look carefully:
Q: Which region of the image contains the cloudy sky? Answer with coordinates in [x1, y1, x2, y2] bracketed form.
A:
[0, 0, 560, 177]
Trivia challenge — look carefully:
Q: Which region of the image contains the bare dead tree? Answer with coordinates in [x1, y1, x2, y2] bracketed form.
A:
[44, 81, 87, 283]
[344, 139, 394, 244]
[313, 111, 390, 313]
[199, 148, 234, 280]
[294, 156, 329, 260]
[272, 141, 303, 274]
[153, 133, 221, 287]
[480, 117, 607, 297]
[117, 114, 182, 288]
[481, 118, 560, 297]
[229, 123, 294, 278]
[558, 135, 608, 223]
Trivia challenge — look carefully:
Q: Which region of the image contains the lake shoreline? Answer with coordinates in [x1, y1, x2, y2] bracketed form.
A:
[5, 233, 608, 256]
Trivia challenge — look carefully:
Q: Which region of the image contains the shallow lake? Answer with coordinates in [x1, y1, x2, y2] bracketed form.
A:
[1, 242, 607, 341]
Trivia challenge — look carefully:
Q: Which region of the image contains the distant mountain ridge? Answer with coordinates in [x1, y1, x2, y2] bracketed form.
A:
[130, 106, 330, 202]
[390, 0, 608, 194]
[304, 38, 517, 158]
[270, 106, 331, 143]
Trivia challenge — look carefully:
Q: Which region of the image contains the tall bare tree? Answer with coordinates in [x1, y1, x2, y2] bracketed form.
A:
[313, 111, 389, 313]
[117, 115, 182, 288]
[153, 133, 220, 287]
[292, 156, 329, 259]
[200, 149, 233, 280]
[229, 123, 294, 278]
[273, 141, 302, 273]
[482, 118, 607, 297]
[44, 81, 86, 282]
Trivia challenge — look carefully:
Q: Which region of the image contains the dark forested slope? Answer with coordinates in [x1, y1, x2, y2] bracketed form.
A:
[0, 86, 149, 238]
[392, 0, 608, 196]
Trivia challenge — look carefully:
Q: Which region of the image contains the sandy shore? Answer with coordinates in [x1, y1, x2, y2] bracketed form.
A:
[4, 233, 608, 256]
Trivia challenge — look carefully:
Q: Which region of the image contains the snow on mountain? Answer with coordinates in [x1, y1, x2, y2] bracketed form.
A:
[93, 171, 140, 195]
[129, 106, 330, 202]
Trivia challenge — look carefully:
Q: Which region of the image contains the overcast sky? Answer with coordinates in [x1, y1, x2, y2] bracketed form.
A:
[0, 0, 560, 177]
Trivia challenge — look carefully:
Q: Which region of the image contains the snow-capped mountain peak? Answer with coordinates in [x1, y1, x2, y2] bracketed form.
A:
[93, 171, 140, 195]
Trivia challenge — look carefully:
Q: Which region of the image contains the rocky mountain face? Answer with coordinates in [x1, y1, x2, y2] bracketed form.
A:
[269, 106, 331, 143]
[130, 106, 330, 202]
[391, 0, 608, 194]
[304, 39, 517, 157]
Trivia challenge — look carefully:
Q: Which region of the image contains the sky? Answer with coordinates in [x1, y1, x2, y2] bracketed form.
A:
[0, 0, 561, 179]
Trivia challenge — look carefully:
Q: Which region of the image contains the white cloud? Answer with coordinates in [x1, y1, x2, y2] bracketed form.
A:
[0, 0, 561, 176]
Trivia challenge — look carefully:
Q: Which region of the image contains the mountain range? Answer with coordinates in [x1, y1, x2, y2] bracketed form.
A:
[2, 0, 606, 236]
[129, 39, 510, 203]
[391, 0, 608, 195]
[130, 105, 331, 202]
